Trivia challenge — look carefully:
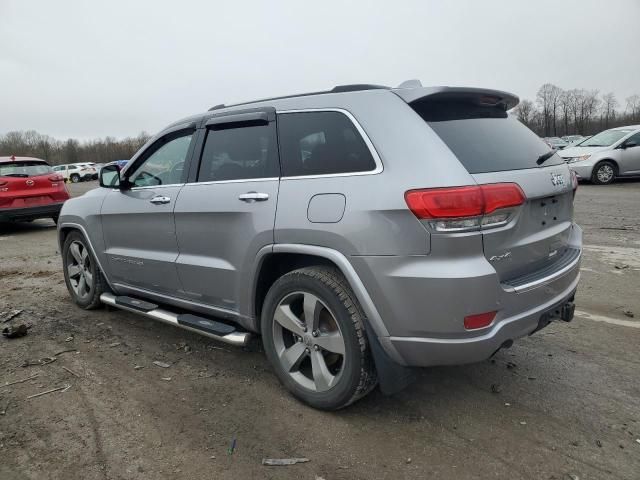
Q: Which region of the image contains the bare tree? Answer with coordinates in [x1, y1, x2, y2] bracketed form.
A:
[626, 94, 640, 122]
[513, 99, 535, 127]
[536, 83, 563, 136]
[601, 92, 618, 129]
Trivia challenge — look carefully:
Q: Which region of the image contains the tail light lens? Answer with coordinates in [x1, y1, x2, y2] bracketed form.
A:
[49, 174, 64, 182]
[405, 183, 525, 232]
[464, 311, 497, 330]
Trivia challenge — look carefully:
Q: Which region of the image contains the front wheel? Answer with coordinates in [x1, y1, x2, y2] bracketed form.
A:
[62, 231, 107, 309]
[261, 266, 377, 410]
[591, 161, 616, 185]
[70, 174, 80, 183]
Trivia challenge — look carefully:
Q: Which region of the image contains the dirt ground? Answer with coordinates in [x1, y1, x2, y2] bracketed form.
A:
[1, 180, 639, 480]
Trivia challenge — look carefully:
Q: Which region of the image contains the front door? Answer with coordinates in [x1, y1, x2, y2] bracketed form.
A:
[174, 109, 279, 314]
[101, 128, 196, 294]
[620, 132, 640, 174]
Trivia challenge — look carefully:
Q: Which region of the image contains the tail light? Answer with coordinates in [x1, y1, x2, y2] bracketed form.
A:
[405, 183, 525, 232]
[49, 174, 64, 182]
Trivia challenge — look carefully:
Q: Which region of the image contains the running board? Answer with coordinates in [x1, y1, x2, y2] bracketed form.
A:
[100, 293, 251, 347]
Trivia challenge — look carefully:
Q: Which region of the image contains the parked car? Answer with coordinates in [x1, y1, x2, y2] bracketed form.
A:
[73, 162, 99, 180]
[58, 82, 581, 409]
[52, 164, 93, 183]
[561, 135, 584, 144]
[558, 125, 640, 184]
[0, 155, 70, 223]
[544, 137, 569, 150]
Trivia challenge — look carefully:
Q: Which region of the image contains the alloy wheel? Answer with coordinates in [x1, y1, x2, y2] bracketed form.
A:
[596, 164, 614, 183]
[66, 240, 93, 300]
[272, 291, 346, 392]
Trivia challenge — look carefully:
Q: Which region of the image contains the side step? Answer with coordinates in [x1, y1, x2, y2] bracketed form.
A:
[100, 293, 251, 347]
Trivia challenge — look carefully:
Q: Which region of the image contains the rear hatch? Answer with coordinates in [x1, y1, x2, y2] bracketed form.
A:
[402, 89, 578, 284]
[0, 160, 69, 209]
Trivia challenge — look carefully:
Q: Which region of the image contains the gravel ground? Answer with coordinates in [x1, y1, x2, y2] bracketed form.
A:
[1, 180, 639, 480]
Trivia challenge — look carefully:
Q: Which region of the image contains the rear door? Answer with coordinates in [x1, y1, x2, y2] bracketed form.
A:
[101, 127, 197, 294]
[173, 109, 280, 313]
[408, 92, 577, 283]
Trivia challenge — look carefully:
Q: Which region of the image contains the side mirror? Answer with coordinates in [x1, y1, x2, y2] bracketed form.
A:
[99, 164, 121, 188]
[623, 140, 638, 149]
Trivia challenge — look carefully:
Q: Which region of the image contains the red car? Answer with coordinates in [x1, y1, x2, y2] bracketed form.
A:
[0, 156, 70, 224]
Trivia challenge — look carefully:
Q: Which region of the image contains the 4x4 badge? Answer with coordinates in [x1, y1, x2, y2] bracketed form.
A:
[551, 173, 566, 187]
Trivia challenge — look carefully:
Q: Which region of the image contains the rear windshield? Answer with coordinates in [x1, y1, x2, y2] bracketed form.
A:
[0, 161, 52, 177]
[411, 99, 563, 174]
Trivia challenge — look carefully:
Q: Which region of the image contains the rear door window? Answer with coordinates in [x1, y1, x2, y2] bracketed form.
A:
[277, 111, 376, 177]
[411, 99, 563, 173]
[197, 123, 278, 182]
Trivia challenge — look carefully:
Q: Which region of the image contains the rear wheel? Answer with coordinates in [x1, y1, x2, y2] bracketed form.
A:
[62, 231, 107, 309]
[591, 161, 616, 185]
[70, 174, 80, 183]
[261, 266, 377, 410]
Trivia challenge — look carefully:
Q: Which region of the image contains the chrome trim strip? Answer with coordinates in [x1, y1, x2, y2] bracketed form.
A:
[276, 108, 384, 180]
[100, 293, 251, 346]
[186, 177, 279, 186]
[502, 249, 582, 293]
[58, 222, 116, 291]
[112, 282, 243, 320]
[130, 183, 184, 191]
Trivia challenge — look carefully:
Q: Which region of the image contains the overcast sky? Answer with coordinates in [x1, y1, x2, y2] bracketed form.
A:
[1, 0, 639, 140]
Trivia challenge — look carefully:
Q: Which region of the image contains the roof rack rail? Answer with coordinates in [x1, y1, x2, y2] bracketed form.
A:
[207, 83, 389, 112]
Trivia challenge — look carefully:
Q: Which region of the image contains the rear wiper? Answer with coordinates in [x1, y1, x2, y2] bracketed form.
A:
[2, 173, 28, 177]
[536, 150, 556, 165]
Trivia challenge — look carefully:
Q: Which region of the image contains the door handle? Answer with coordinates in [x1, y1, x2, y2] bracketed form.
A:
[150, 195, 171, 205]
[238, 192, 269, 202]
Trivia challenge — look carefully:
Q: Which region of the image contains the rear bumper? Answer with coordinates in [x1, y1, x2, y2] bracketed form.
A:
[0, 202, 64, 221]
[351, 224, 583, 367]
[386, 277, 579, 367]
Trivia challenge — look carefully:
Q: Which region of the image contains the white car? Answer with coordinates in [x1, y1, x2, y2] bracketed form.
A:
[73, 163, 99, 180]
[557, 126, 640, 184]
[52, 164, 95, 183]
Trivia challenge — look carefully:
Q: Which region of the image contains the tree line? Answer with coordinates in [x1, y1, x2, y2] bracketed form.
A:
[514, 84, 640, 138]
[0, 130, 151, 166]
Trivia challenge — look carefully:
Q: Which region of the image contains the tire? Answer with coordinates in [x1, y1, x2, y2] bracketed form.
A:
[591, 161, 617, 185]
[261, 266, 377, 410]
[70, 174, 80, 183]
[62, 231, 107, 309]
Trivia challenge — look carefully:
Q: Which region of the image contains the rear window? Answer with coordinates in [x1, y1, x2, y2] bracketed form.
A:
[0, 161, 52, 177]
[277, 111, 376, 177]
[411, 99, 562, 173]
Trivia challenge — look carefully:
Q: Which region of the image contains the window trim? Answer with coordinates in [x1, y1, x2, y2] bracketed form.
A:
[126, 127, 197, 191]
[276, 108, 384, 180]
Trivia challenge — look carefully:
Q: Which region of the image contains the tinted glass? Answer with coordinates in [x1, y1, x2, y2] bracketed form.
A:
[624, 132, 640, 146]
[278, 111, 376, 177]
[412, 100, 563, 173]
[0, 161, 52, 177]
[197, 124, 278, 182]
[129, 133, 193, 187]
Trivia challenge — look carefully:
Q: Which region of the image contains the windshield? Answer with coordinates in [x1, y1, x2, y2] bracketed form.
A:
[580, 129, 633, 147]
[0, 161, 53, 177]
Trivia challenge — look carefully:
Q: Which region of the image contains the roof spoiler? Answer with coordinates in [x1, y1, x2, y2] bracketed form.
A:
[392, 86, 519, 111]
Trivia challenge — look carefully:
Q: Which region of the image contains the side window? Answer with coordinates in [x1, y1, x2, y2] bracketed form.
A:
[625, 132, 640, 147]
[128, 132, 193, 187]
[277, 111, 376, 177]
[197, 124, 278, 182]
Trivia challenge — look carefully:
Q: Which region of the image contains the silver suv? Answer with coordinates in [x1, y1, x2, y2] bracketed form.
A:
[58, 82, 582, 409]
